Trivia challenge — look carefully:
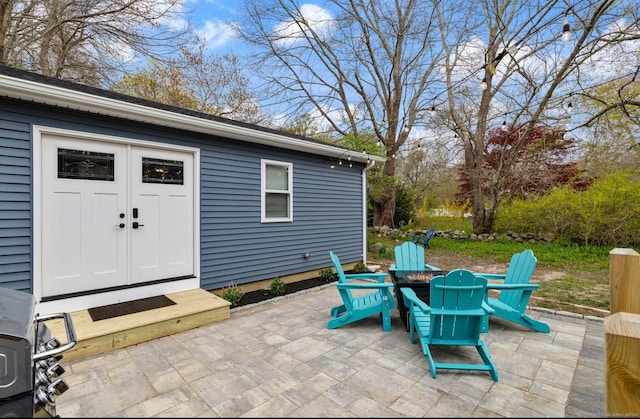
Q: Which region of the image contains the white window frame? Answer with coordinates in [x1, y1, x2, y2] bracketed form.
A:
[261, 159, 293, 223]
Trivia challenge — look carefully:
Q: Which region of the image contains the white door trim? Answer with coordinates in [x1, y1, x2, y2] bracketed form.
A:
[33, 126, 201, 315]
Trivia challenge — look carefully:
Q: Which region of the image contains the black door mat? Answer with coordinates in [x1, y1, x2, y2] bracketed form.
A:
[88, 295, 176, 322]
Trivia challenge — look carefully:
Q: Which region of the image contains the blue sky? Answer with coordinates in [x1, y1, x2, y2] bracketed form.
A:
[183, 1, 336, 57]
[185, 0, 248, 54]
[175, 0, 638, 137]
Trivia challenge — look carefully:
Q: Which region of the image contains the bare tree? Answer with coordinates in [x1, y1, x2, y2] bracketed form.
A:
[180, 42, 272, 125]
[0, 0, 190, 86]
[574, 75, 640, 177]
[396, 141, 459, 208]
[112, 47, 271, 126]
[438, 0, 640, 232]
[111, 58, 201, 109]
[235, 0, 639, 231]
[234, 0, 457, 227]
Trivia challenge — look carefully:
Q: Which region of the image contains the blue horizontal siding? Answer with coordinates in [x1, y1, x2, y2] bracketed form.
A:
[0, 261, 30, 275]
[0, 112, 31, 292]
[198, 142, 365, 288]
[0, 98, 368, 295]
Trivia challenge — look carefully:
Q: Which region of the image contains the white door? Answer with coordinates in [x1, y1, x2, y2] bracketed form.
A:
[130, 146, 194, 283]
[41, 136, 194, 298]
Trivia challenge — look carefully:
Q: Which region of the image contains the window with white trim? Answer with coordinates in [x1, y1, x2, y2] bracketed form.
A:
[261, 159, 293, 222]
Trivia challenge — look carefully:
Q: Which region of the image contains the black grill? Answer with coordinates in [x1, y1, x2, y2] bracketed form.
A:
[0, 288, 77, 418]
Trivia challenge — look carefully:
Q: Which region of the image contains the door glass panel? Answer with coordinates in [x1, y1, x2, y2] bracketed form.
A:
[142, 157, 184, 184]
[57, 148, 114, 181]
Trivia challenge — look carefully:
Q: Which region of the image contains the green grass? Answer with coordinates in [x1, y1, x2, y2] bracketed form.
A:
[429, 239, 609, 271]
[369, 230, 609, 270]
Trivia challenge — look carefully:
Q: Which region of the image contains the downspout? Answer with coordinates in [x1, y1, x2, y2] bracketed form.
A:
[362, 159, 376, 264]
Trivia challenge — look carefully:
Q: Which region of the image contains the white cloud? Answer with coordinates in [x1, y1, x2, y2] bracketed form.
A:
[197, 20, 237, 49]
[583, 18, 640, 80]
[273, 3, 334, 46]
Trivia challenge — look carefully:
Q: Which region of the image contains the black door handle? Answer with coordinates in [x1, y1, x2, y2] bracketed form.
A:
[132, 222, 144, 229]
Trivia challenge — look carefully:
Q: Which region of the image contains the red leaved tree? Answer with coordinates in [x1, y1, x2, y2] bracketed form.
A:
[456, 125, 592, 231]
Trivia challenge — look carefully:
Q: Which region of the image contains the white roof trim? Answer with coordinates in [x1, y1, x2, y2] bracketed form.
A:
[0, 73, 385, 164]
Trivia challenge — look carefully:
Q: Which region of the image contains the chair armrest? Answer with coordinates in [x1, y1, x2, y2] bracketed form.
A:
[486, 283, 540, 291]
[400, 288, 430, 312]
[344, 272, 389, 283]
[431, 307, 487, 317]
[474, 273, 507, 280]
[390, 264, 442, 272]
[481, 301, 495, 315]
[336, 282, 394, 290]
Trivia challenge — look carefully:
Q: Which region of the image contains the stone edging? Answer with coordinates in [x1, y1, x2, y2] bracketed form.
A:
[528, 305, 605, 322]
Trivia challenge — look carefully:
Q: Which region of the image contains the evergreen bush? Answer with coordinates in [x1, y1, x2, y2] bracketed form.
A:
[218, 282, 244, 307]
[269, 277, 286, 296]
[319, 267, 336, 281]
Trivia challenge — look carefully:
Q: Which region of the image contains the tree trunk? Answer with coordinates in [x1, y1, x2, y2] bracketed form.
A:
[470, 173, 486, 233]
[375, 194, 395, 227]
[371, 158, 396, 227]
[0, 0, 16, 65]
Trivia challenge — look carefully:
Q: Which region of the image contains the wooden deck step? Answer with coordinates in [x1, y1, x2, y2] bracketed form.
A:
[45, 288, 231, 363]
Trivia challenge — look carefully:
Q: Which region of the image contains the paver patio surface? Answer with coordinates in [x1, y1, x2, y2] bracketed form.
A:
[56, 284, 606, 417]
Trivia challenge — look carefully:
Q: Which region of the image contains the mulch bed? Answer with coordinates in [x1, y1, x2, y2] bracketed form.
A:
[234, 277, 334, 307]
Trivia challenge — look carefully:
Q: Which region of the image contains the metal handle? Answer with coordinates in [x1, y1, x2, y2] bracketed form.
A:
[132, 222, 144, 229]
[115, 223, 125, 228]
[33, 312, 77, 361]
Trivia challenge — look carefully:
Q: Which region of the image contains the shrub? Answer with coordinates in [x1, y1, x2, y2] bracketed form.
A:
[352, 261, 368, 273]
[495, 170, 640, 247]
[269, 277, 286, 296]
[319, 267, 336, 281]
[374, 244, 394, 259]
[218, 282, 244, 307]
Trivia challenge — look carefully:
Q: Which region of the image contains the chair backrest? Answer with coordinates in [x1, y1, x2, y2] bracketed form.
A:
[412, 227, 435, 248]
[424, 227, 435, 241]
[329, 251, 348, 280]
[429, 269, 487, 342]
[394, 241, 426, 272]
[329, 250, 347, 282]
[329, 251, 353, 298]
[500, 249, 537, 309]
[424, 228, 435, 248]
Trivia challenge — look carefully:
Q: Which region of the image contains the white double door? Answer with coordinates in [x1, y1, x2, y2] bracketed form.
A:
[41, 136, 195, 298]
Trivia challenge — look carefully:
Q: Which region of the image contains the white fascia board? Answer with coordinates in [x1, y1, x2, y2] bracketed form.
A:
[0, 74, 385, 164]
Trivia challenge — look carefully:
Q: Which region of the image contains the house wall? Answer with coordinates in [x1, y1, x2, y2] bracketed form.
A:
[0, 98, 367, 294]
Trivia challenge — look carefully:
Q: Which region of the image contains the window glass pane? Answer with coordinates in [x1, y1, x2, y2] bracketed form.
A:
[57, 148, 114, 181]
[142, 158, 184, 184]
[265, 193, 289, 217]
[266, 164, 288, 190]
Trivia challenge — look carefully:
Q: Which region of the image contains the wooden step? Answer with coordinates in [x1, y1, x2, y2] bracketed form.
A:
[44, 288, 231, 363]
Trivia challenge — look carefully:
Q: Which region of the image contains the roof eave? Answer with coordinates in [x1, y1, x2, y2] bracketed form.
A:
[0, 74, 385, 164]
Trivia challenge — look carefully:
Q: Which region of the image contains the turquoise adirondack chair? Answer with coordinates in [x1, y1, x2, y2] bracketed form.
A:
[389, 241, 441, 272]
[401, 269, 498, 381]
[476, 249, 550, 333]
[327, 251, 397, 332]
